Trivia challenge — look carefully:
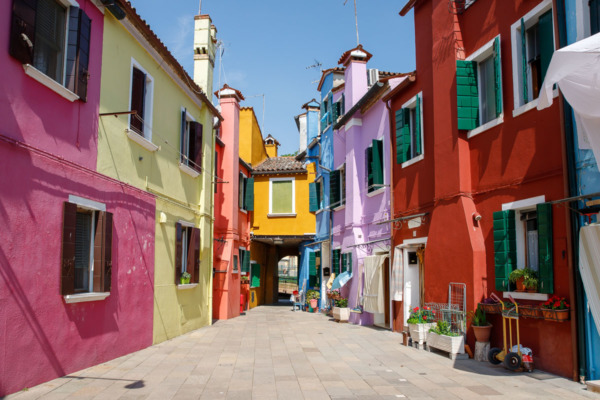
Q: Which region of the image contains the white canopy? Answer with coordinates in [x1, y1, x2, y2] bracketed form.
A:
[538, 33, 600, 163]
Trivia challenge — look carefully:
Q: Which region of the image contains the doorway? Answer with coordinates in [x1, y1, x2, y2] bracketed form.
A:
[373, 256, 391, 329]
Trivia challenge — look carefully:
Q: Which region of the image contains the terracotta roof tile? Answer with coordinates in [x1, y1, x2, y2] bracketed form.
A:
[253, 157, 306, 174]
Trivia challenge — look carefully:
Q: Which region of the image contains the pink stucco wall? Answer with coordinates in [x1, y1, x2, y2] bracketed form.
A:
[0, 1, 156, 395]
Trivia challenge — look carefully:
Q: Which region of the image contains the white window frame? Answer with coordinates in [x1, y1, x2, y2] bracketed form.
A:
[268, 177, 296, 217]
[511, 0, 555, 115]
[239, 171, 248, 214]
[239, 246, 247, 276]
[128, 58, 154, 141]
[465, 36, 505, 139]
[400, 92, 425, 169]
[179, 108, 200, 178]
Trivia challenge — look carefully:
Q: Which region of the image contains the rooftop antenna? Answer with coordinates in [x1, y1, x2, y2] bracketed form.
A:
[344, 0, 360, 46]
[198, 0, 202, 14]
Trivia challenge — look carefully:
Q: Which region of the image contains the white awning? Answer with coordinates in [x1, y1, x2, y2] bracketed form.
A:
[579, 225, 600, 336]
[538, 33, 600, 163]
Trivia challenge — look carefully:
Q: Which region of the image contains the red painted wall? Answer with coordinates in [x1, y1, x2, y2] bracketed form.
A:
[390, 0, 573, 378]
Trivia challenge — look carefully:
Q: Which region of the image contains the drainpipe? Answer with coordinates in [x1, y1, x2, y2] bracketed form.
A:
[555, 0, 584, 382]
[385, 98, 395, 332]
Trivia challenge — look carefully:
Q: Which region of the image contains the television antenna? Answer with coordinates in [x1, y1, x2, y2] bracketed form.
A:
[305, 59, 322, 70]
[344, 0, 360, 46]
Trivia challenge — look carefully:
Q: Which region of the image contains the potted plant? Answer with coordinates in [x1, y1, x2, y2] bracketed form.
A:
[306, 290, 320, 312]
[479, 296, 501, 314]
[180, 272, 191, 284]
[332, 297, 350, 322]
[541, 295, 570, 321]
[407, 306, 436, 346]
[468, 306, 492, 342]
[427, 320, 465, 354]
[509, 268, 538, 292]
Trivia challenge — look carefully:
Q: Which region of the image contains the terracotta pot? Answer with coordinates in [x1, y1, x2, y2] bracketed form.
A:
[472, 324, 492, 343]
[515, 277, 525, 292]
[542, 309, 570, 321]
[310, 299, 318, 309]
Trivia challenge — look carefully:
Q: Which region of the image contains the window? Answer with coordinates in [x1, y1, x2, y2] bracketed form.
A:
[457, 37, 502, 131]
[395, 93, 423, 165]
[366, 139, 384, 193]
[9, 0, 92, 100]
[269, 178, 295, 215]
[233, 254, 238, 273]
[309, 178, 323, 212]
[179, 109, 203, 173]
[341, 252, 353, 274]
[308, 250, 320, 289]
[591, 0, 600, 35]
[239, 173, 254, 212]
[129, 61, 154, 139]
[332, 249, 341, 275]
[493, 197, 553, 293]
[239, 248, 250, 275]
[61, 200, 113, 297]
[320, 93, 333, 132]
[511, 1, 554, 108]
[175, 222, 200, 285]
[330, 164, 346, 209]
[331, 95, 345, 124]
[250, 262, 261, 288]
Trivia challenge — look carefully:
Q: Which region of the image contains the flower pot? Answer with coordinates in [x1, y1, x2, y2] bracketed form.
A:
[515, 277, 525, 292]
[472, 324, 492, 343]
[479, 303, 501, 314]
[518, 305, 542, 319]
[542, 309, 570, 321]
[427, 332, 465, 354]
[333, 307, 350, 322]
[310, 299, 318, 309]
[408, 323, 436, 345]
[180, 277, 190, 284]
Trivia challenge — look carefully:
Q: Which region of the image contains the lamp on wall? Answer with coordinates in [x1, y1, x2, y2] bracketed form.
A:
[472, 212, 482, 226]
[159, 212, 167, 224]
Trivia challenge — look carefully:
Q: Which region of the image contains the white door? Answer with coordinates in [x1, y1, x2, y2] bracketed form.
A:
[403, 248, 420, 326]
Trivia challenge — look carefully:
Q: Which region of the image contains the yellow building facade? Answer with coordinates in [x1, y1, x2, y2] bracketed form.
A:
[97, 6, 220, 344]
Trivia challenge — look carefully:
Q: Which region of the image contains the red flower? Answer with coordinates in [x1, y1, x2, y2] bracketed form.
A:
[423, 316, 428, 321]
[414, 307, 419, 312]
[553, 301, 560, 308]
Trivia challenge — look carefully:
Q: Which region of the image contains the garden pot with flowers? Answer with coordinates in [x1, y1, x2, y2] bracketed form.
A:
[407, 306, 436, 346]
[541, 296, 570, 321]
[332, 297, 350, 322]
[426, 320, 465, 354]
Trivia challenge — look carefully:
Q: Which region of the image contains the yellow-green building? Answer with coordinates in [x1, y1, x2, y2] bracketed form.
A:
[97, 2, 221, 343]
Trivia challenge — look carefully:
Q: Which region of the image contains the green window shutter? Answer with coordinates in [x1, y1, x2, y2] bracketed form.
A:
[537, 203, 554, 294]
[521, 18, 528, 103]
[592, 0, 600, 34]
[330, 170, 340, 207]
[395, 109, 404, 164]
[372, 139, 383, 187]
[332, 249, 340, 275]
[251, 263, 261, 287]
[244, 250, 251, 273]
[309, 251, 317, 288]
[245, 177, 254, 211]
[538, 10, 554, 84]
[309, 182, 318, 212]
[415, 95, 422, 155]
[402, 109, 412, 162]
[341, 94, 345, 115]
[366, 147, 374, 192]
[456, 60, 479, 130]
[328, 94, 333, 124]
[316, 181, 322, 210]
[332, 101, 340, 122]
[347, 253, 352, 274]
[493, 210, 517, 291]
[341, 253, 347, 273]
[493, 37, 503, 116]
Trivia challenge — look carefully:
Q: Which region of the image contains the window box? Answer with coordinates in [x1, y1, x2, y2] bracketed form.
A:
[125, 129, 158, 152]
[426, 332, 465, 354]
[408, 323, 436, 345]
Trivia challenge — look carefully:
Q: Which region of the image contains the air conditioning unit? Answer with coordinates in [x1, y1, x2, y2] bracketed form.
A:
[367, 68, 379, 86]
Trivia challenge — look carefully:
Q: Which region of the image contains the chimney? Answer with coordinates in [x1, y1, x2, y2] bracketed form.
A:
[264, 135, 279, 158]
[338, 45, 372, 111]
[193, 14, 216, 96]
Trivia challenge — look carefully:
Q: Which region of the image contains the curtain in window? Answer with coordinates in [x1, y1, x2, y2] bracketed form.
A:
[391, 247, 403, 301]
[272, 180, 293, 213]
[363, 255, 387, 314]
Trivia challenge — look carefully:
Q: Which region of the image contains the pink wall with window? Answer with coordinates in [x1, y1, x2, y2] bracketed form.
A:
[0, 0, 156, 395]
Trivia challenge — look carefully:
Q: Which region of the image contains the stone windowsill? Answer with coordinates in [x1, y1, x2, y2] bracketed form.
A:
[23, 64, 79, 102]
[64, 292, 110, 304]
[125, 129, 159, 152]
[179, 163, 200, 178]
[177, 283, 198, 290]
[268, 213, 297, 218]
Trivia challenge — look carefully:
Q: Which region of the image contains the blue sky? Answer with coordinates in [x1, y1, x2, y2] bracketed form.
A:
[129, 0, 416, 156]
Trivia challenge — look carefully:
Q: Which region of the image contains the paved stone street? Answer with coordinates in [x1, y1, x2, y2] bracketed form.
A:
[6, 305, 599, 400]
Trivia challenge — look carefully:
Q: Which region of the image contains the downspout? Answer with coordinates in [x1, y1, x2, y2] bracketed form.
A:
[385, 98, 395, 332]
[555, 0, 585, 382]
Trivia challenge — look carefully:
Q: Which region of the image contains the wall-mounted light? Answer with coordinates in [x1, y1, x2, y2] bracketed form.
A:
[159, 212, 167, 224]
[472, 212, 482, 225]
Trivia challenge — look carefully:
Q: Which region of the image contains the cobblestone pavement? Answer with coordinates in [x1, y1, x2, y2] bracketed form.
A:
[6, 304, 599, 400]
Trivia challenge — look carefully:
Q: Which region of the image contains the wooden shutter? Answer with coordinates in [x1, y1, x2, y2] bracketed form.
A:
[243, 250, 250, 273]
[592, 0, 600, 35]
[538, 10, 554, 84]
[327, 94, 333, 125]
[521, 18, 528, 103]
[332, 100, 340, 122]
[493, 37, 503, 116]
[402, 109, 412, 162]
[341, 253, 347, 273]
[456, 60, 479, 130]
[332, 249, 340, 275]
[493, 210, 517, 291]
[239, 173, 245, 209]
[330, 170, 340, 207]
[245, 177, 254, 211]
[93, 211, 104, 292]
[180, 109, 187, 163]
[251, 263, 261, 287]
[366, 147, 374, 192]
[9, 0, 37, 65]
[61, 202, 77, 295]
[415, 95, 422, 155]
[309, 182, 318, 212]
[65, 8, 91, 101]
[174, 223, 183, 284]
[189, 227, 200, 284]
[130, 67, 146, 134]
[189, 121, 203, 172]
[372, 139, 383, 187]
[537, 203, 554, 294]
[347, 253, 353, 274]
[395, 109, 404, 164]
[103, 211, 113, 292]
[309, 251, 317, 288]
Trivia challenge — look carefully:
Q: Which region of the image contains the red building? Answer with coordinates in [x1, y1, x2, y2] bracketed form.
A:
[212, 85, 253, 319]
[389, 0, 576, 378]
